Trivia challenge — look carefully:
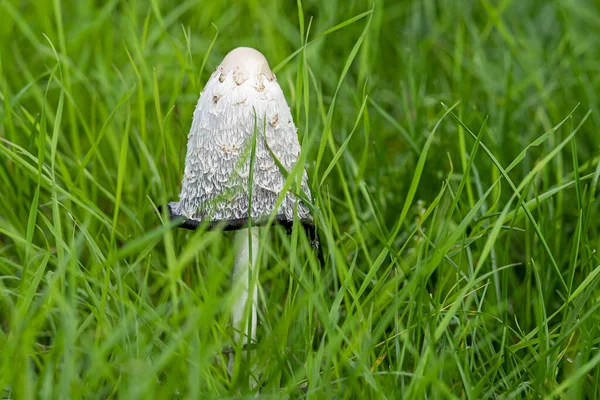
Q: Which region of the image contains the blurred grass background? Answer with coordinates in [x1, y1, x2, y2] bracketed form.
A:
[1, 0, 599, 398]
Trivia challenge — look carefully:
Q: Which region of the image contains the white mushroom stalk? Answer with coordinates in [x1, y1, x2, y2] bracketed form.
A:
[167, 47, 313, 369]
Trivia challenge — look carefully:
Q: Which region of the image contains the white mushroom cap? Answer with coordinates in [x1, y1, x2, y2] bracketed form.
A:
[169, 47, 312, 227]
[218, 47, 275, 84]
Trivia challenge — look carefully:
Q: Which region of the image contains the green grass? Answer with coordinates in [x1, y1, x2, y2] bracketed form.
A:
[1, 0, 600, 398]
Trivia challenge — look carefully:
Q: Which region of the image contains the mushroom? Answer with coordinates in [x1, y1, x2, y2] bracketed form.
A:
[165, 47, 317, 372]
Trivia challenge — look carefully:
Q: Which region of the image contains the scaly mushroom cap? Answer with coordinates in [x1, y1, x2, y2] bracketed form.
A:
[168, 47, 312, 228]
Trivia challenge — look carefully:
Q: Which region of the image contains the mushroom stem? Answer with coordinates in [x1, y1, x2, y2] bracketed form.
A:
[231, 226, 260, 350]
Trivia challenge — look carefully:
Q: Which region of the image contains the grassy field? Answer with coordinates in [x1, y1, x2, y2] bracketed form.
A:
[1, 0, 600, 398]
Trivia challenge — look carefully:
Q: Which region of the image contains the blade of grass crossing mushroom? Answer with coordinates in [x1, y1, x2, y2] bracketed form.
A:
[262, 127, 324, 263]
[229, 111, 261, 377]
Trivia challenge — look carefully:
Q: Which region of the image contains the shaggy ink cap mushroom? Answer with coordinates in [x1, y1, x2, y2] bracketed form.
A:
[167, 47, 313, 231]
